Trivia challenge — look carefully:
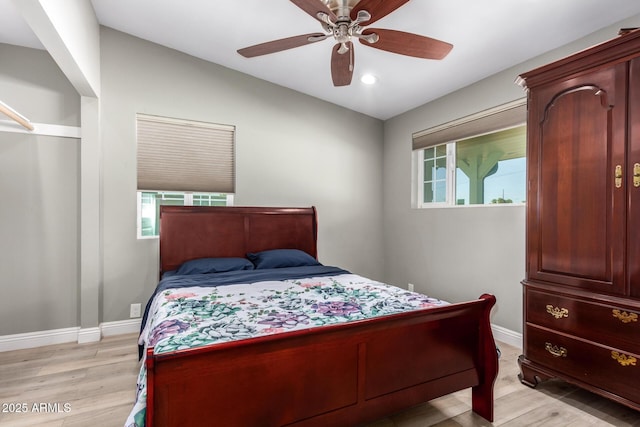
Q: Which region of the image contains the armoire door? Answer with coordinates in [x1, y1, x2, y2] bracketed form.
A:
[526, 62, 628, 295]
[630, 57, 640, 298]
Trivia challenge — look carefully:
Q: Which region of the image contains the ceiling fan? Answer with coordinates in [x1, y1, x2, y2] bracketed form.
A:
[237, 0, 453, 86]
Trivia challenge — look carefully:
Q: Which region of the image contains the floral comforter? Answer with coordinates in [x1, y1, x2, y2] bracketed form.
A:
[125, 267, 447, 427]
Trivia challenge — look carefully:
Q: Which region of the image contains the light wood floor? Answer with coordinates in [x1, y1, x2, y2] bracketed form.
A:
[0, 334, 639, 426]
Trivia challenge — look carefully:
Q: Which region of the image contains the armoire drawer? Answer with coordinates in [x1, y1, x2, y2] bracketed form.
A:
[526, 326, 640, 403]
[526, 289, 640, 353]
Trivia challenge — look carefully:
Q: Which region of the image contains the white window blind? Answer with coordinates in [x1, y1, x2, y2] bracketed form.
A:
[137, 114, 235, 193]
[412, 99, 527, 150]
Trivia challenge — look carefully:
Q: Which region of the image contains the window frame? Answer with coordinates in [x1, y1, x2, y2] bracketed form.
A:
[412, 124, 527, 209]
[414, 142, 456, 207]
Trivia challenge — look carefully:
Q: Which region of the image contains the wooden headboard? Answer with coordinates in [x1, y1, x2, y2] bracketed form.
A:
[159, 206, 318, 275]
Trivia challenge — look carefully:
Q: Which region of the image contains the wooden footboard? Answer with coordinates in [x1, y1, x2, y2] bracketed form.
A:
[146, 293, 497, 427]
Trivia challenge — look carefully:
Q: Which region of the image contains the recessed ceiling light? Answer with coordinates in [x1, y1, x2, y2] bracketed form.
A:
[360, 74, 377, 85]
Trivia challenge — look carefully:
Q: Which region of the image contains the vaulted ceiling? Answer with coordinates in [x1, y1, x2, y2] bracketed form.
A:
[1, 0, 640, 119]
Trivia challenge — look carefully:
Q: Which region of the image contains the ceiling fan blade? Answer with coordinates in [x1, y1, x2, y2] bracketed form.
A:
[331, 42, 354, 86]
[290, 0, 338, 24]
[360, 28, 452, 59]
[350, 0, 410, 25]
[238, 33, 328, 58]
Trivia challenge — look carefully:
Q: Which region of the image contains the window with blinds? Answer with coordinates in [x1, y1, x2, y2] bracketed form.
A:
[136, 114, 235, 237]
[412, 99, 527, 207]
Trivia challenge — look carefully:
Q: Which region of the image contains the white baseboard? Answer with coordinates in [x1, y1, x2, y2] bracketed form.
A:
[101, 318, 141, 337]
[77, 327, 101, 344]
[0, 318, 142, 352]
[0, 327, 80, 352]
[491, 324, 522, 349]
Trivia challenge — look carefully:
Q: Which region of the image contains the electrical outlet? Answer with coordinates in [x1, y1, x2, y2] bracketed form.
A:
[130, 303, 141, 318]
[408, 283, 415, 292]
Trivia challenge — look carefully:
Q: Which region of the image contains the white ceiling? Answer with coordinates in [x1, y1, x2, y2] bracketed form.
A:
[2, 0, 640, 119]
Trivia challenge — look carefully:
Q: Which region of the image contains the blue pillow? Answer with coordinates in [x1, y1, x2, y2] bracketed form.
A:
[247, 249, 321, 269]
[175, 257, 254, 275]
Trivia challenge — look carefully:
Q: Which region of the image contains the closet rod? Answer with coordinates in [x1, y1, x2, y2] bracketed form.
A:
[0, 100, 34, 131]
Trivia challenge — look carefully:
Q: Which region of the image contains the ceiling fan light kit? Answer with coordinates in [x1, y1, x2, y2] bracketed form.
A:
[237, 0, 453, 87]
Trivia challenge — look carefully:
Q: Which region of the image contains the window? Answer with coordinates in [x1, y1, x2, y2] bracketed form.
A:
[412, 100, 526, 207]
[136, 114, 235, 237]
[421, 144, 449, 203]
[137, 191, 233, 238]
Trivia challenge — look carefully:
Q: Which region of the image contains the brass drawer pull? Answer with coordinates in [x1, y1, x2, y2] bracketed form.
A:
[546, 305, 569, 319]
[545, 342, 568, 358]
[634, 163, 640, 188]
[612, 309, 638, 324]
[611, 351, 637, 367]
[615, 164, 623, 188]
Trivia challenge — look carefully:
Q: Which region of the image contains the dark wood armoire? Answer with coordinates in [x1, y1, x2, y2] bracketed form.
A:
[518, 29, 640, 411]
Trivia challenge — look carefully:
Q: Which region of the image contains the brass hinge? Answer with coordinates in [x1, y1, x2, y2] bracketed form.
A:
[615, 165, 623, 188]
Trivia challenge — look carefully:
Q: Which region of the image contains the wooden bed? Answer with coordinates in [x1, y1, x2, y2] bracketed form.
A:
[144, 206, 498, 427]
